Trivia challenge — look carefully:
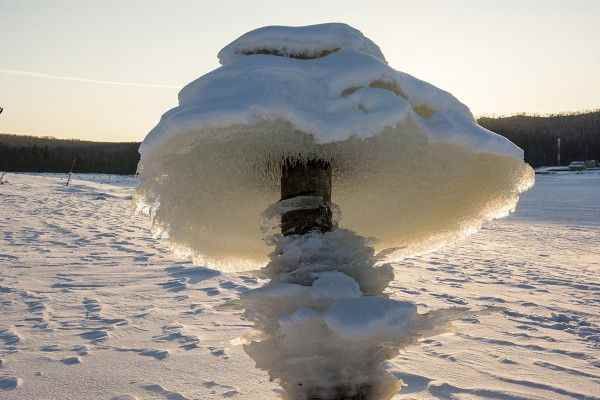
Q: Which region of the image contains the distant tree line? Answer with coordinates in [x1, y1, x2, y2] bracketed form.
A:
[0, 134, 139, 174]
[478, 110, 600, 167]
[1, 110, 598, 173]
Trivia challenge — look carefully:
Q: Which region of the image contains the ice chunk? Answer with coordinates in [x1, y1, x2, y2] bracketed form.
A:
[324, 297, 417, 340]
[310, 271, 361, 300]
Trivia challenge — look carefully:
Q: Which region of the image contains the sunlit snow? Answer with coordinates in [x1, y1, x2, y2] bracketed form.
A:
[0, 172, 598, 399]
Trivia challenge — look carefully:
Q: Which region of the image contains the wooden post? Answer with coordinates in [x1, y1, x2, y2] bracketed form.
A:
[66, 158, 76, 187]
[280, 158, 333, 236]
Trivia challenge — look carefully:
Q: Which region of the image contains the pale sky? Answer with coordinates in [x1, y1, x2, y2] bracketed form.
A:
[1, 0, 599, 142]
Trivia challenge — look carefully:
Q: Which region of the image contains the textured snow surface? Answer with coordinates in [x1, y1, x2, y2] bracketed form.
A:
[137, 23, 534, 268]
[0, 172, 599, 399]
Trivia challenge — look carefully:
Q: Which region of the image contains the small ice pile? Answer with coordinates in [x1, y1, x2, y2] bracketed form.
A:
[136, 23, 534, 269]
[242, 229, 465, 399]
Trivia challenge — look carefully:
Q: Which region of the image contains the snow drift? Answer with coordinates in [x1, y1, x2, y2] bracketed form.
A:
[136, 23, 533, 270]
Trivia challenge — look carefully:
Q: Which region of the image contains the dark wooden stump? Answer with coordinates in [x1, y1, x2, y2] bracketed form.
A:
[280, 158, 333, 236]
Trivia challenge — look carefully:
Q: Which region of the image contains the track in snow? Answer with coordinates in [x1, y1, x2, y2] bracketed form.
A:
[0, 172, 599, 400]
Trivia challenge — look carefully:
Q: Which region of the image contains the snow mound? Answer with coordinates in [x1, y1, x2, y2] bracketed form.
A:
[218, 23, 386, 65]
[137, 23, 534, 270]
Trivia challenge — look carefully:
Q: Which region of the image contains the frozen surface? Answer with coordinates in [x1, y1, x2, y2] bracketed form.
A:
[509, 171, 600, 227]
[0, 172, 598, 399]
[137, 23, 533, 268]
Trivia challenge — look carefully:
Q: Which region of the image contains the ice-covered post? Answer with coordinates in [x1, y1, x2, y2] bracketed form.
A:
[136, 23, 535, 400]
[280, 158, 333, 236]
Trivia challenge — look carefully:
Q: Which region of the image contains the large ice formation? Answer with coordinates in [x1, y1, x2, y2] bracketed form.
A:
[137, 23, 534, 400]
[137, 23, 534, 269]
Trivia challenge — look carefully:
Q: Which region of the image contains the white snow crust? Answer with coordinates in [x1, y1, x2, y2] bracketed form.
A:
[141, 23, 520, 158]
[218, 23, 386, 65]
[0, 173, 599, 400]
[137, 23, 534, 269]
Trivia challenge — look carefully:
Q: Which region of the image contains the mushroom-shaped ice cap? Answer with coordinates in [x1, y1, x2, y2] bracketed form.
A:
[137, 23, 534, 271]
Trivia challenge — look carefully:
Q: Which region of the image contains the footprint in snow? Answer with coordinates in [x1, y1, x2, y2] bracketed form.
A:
[139, 349, 169, 360]
[391, 372, 431, 395]
[113, 346, 169, 361]
[80, 329, 109, 343]
[61, 356, 82, 365]
[0, 376, 23, 391]
[142, 384, 190, 400]
[71, 344, 90, 356]
[208, 346, 228, 359]
[82, 298, 102, 316]
[153, 324, 200, 350]
[40, 344, 62, 352]
[202, 380, 239, 397]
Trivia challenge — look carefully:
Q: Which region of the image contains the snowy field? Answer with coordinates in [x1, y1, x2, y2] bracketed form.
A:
[0, 172, 599, 400]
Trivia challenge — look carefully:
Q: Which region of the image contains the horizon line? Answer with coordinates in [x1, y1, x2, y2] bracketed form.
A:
[3, 107, 600, 144]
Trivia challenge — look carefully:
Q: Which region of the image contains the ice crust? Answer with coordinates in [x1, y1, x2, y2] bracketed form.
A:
[137, 23, 534, 269]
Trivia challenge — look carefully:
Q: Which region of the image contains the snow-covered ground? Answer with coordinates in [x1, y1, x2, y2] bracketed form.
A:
[0, 172, 598, 400]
